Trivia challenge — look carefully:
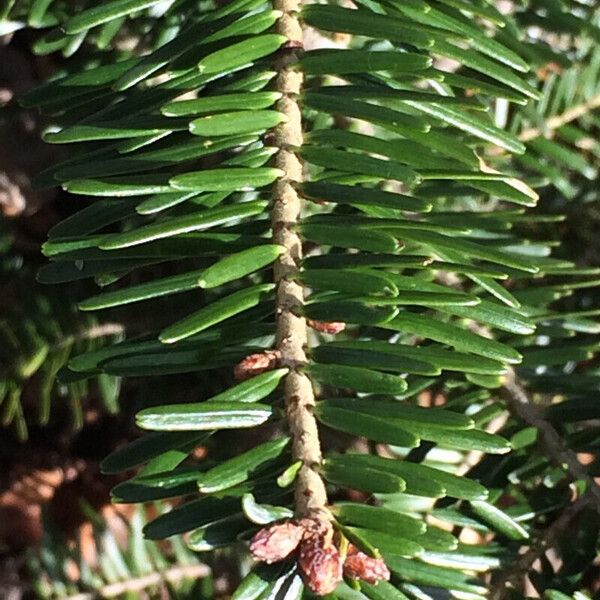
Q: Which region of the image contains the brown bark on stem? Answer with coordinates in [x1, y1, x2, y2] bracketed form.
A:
[271, 0, 329, 518]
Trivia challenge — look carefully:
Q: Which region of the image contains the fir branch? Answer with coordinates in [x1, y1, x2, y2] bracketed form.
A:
[518, 92, 600, 142]
[501, 368, 600, 513]
[0, 322, 123, 379]
[271, 0, 328, 519]
[490, 492, 592, 600]
[75, 323, 125, 341]
[63, 563, 211, 600]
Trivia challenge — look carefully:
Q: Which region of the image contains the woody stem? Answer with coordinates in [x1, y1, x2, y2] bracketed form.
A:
[271, 0, 328, 518]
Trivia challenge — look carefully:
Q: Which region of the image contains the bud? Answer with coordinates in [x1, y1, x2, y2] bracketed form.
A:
[343, 545, 390, 584]
[298, 517, 334, 546]
[250, 520, 305, 564]
[307, 320, 346, 335]
[298, 527, 343, 595]
[234, 350, 281, 381]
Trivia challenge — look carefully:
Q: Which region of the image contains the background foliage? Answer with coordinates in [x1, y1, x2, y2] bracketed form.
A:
[1, 0, 600, 599]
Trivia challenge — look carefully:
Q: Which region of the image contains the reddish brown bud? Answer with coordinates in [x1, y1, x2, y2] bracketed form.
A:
[343, 545, 390, 584]
[298, 520, 343, 595]
[298, 516, 334, 541]
[250, 515, 348, 594]
[299, 537, 343, 595]
[249, 521, 305, 564]
[234, 350, 281, 381]
[307, 320, 346, 335]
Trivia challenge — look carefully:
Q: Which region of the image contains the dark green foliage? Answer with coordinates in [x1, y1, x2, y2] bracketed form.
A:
[2, 0, 600, 598]
[0, 227, 121, 439]
[27, 504, 209, 599]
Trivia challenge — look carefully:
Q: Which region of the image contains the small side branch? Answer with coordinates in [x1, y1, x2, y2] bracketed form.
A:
[518, 92, 600, 142]
[64, 563, 211, 599]
[501, 368, 600, 512]
[490, 493, 592, 600]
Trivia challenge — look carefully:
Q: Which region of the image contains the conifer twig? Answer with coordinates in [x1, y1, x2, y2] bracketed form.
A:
[488, 92, 600, 157]
[63, 563, 210, 599]
[518, 92, 600, 142]
[490, 493, 592, 600]
[501, 368, 600, 513]
[271, 0, 328, 518]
